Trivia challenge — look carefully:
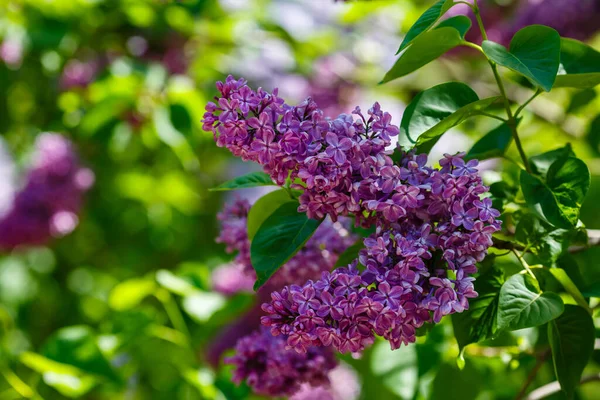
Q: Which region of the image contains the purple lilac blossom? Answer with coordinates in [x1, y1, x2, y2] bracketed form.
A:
[205, 78, 501, 354]
[291, 363, 360, 400]
[260, 151, 501, 353]
[60, 59, 99, 90]
[225, 328, 337, 397]
[212, 197, 356, 293]
[0, 133, 94, 250]
[202, 75, 400, 227]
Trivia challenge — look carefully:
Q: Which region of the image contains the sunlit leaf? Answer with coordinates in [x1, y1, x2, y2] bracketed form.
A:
[209, 172, 275, 191]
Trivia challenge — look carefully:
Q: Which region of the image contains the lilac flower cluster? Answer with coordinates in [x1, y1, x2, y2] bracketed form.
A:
[213, 197, 356, 292]
[261, 152, 501, 353]
[226, 328, 337, 397]
[202, 76, 400, 226]
[0, 133, 94, 250]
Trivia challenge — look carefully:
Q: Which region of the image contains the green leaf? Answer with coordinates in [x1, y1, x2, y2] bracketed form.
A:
[585, 115, 600, 156]
[451, 264, 504, 350]
[334, 240, 364, 268]
[465, 122, 513, 161]
[209, 172, 275, 191]
[396, 0, 455, 53]
[251, 202, 322, 289]
[156, 270, 197, 296]
[530, 144, 575, 177]
[435, 15, 472, 39]
[497, 274, 564, 332]
[20, 352, 97, 398]
[566, 89, 597, 114]
[415, 97, 501, 153]
[382, 27, 464, 84]
[515, 214, 571, 265]
[247, 190, 296, 240]
[42, 326, 119, 381]
[482, 25, 561, 91]
[555, 38, 600, 89]
[399, 82, 479, 149]
[108, 278, 156, 311]
[549, 268, 589, 311]
[548, 305, 595, 399]
[520, 157, 590, 229]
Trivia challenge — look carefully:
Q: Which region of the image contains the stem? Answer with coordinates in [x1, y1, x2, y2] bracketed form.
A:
[472, 0, 532, 173]
[512, 249, 536, 280]
[514, 89, 543, 118]
[515, 350, 550, 400]
[525, 373, 600, 400]
[479, 112, 507, 122]
[461, 41, 483, 53]
[156, 290, 191, 342]
[0, 367, 35, 399]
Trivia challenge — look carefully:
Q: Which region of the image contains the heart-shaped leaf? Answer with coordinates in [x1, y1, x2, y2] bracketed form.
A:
[520, 157, 590, 229]
[549, 305, 595, 399]
[400, 82, 479, 149]
[210, 171, 275, 191]
[482, 25, 561, 91]
[497, 274, 564, 332]
[247, 190, 296, 240]
[452, 264, 504, 350]
[382, 27, 464, 84]
[396, 0, 455, 53]
[555, 38, 600, 89]
[466, 122, 513, 161]
[251, 202, 322, 289]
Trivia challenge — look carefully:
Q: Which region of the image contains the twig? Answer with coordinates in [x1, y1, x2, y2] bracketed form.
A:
[525, 374, 600, 400]
[515, 350, 550, 400]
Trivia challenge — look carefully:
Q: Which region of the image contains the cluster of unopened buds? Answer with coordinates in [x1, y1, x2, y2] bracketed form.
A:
[204, 76, 501, 393]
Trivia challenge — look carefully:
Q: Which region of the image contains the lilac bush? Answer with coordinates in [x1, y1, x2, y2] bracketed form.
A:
[0, 133, 94, 250]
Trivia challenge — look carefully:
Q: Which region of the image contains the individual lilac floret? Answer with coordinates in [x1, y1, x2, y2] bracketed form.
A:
[226, 328, 337, 397]
[212, 197, 356, 292]
[0, 133, 94, 250]
[261, 152, 501, 353]
[203, 76, 400, 226]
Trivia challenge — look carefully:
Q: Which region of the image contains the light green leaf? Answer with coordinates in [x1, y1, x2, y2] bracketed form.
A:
[482, 25, 561, 91]
[530, 144, 575, 177]
[156, 269, 197, 296]
[371, 340, 418, 399]
[209, 172, 275, 191]
[108, 278, 156, 311]
[466, 122, 513, 161]
[435, 15, 472, 39]
[247, 190, 296, 240]
[555, 38, 600, 89]
[497, 274, 564, 332]
[251, 202, 322, 289]
[396, 0, 455, 53]
[382, 27, 464, 84]
[182, 291, 227, 322]
[549, 305, 595, 399]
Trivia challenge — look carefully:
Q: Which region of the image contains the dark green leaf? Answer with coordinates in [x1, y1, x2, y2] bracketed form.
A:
[251, 202, 322, 289]
[566, 89, 597, 114]
[466, 122, 513, 161]
[555, 38, 600, 89]
[585, 115, 600, 156]
[482, 25, 561, 91]
[530, 144, 575, 177]
[42, 326, 119, 381]
[451, 264, 504, 350]
[382, 27, 464, 84]
[247, 190, 296, 240]
[399, 82, 479, 149]
[548, 305, 595, 399]
[396, 0, 455, 53]
[520, 157, 590, 229]
[515, 214, 570, 265]
[497, 274, 564, 332]
[434, 15, 472, 39]
[415, 97, 501, 153]
[209, 172, 275, 191]
[334, 240, 364, 268]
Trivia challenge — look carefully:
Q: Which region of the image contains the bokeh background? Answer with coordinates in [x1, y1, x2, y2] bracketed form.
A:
[1, 0, 599, 399]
